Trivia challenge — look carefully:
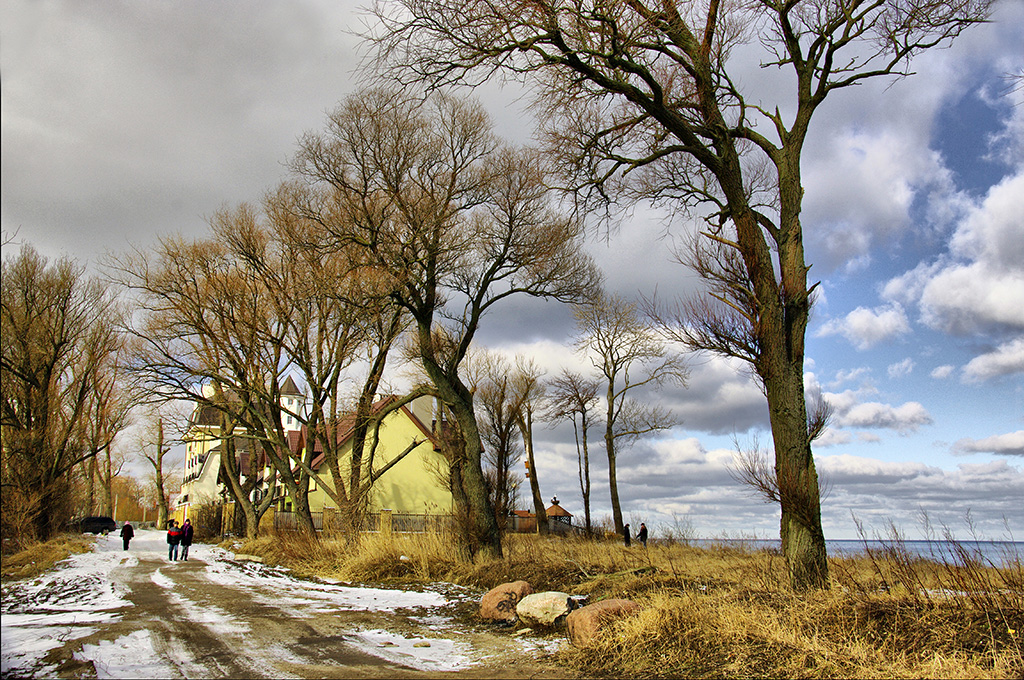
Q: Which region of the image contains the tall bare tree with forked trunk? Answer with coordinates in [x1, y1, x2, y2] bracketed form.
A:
[369, 0, 993, 589]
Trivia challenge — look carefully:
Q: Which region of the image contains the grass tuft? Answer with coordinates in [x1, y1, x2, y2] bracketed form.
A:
[1, 534, 93, 581]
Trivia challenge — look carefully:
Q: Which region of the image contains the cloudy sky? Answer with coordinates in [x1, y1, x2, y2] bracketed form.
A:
[3, 0, 1022, 541]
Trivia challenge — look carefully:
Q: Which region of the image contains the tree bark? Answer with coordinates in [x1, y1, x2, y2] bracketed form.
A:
[519, 405, 548, 535]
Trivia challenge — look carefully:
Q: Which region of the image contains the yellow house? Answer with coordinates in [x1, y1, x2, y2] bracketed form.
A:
[279, 395, 454, 516]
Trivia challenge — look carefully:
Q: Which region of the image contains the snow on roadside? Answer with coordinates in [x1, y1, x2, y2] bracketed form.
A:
[201, 547, 451, 614]
[74, 630, 182, 679]
[344, 629, 476, 672]
[1, 539, 133, 677]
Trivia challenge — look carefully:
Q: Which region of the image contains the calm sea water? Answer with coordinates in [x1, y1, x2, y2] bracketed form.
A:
[688, 538, 1023, 567]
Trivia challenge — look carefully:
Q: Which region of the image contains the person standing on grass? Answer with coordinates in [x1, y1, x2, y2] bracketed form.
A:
[166, 520, 183, 561]
[623, 523, 631, 547]
[120, 522, 134, 551]
[637, 523, 648, 548]
[180, 518, 194, 561]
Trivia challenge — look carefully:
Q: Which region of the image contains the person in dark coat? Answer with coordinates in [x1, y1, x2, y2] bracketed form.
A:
[622, 523, 631, 547]
[180, 518, 194, 561]
[120, 522, 134, 551]
[637, 522, 648, 548]
[166, 520, 183, 561]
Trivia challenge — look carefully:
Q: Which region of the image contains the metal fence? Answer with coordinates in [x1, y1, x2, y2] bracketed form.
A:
[271, 510, 453, 534]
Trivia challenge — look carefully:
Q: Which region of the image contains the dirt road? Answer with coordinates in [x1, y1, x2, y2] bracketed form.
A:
[1, 530, 570, 679]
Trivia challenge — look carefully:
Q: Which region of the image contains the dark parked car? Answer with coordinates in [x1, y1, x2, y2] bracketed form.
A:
[73, 516, 118, 534]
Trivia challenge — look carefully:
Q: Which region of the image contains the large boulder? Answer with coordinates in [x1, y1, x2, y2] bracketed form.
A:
[515, 591, 572, 627]
[480, 581, 534, 622]
[565, 598, 641, 647]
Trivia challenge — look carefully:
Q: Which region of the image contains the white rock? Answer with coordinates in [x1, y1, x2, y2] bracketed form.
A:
[515, 591, 572, 627]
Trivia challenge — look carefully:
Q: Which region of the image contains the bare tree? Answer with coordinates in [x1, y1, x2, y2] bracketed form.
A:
[81, 359, 133, 518]
[139, 412, 176, 529]
[546, 369, 600, 535]
[369, 0, 992, 589]
[1, 246, 126, 542]
[510, 357, 548, 534]
[473, 352, 523, 528]
[110, 232, 305, 537]
[264, 184, 419, 533]
[289, 87, 599, 559]
[574, 293, 686, 535]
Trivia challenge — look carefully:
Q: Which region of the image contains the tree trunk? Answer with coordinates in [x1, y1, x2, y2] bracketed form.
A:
[521, 408, 548, 535]
[449, 398, 502, 559]
[102, 447, 114, 518]
[86, 458, 97, 515]
[764, 353, 828, 590]
[725, 152, 828, 590]
[605, 383, 623, 534]
[581, 426, 592, 536]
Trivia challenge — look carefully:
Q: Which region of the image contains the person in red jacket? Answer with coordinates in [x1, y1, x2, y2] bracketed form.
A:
[180, 518, 195, 561]
[166, 520, 184, 561]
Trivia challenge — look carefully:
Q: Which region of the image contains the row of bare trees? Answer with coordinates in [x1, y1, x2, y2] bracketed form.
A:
[367, 0, 993, 589]
[1, 245, 132, 545]
[101, 89, 603, 558]
[5, 0, 991, 589]
[467, 289, 689, 542]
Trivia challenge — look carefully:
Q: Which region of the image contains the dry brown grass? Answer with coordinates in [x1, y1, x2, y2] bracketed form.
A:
[226, 530, 1023, 678]
[0, 533, 93, 581]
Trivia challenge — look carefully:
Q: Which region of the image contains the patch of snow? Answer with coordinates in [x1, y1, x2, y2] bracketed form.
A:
[515, 635, 566, 656]
[202, 557, 449, 614]
[74, 630, 182, 679]
[165, 590, 250, 636]
[345, 629, 477, 671]
[1, 620, 97, 676]
[2, 542, 135, 676]
[151, 568, 174, 588]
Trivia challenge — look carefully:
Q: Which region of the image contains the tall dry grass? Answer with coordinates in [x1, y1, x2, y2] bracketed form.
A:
[1, 534, 93, 581]
[231, 528, 1021, 678]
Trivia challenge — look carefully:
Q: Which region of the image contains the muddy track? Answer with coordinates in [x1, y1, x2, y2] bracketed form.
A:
[2, 538, 572, 679]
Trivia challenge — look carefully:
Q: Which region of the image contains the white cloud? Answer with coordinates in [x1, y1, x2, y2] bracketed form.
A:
[887, 358, 915, 379]
[930, 365, 955, 379]
[886, 172, 1024, 335]
[962, 337, 1024, 382]
[828, 367, 873, 389]
[823, 389, 933, 434]
[802, 129, 954, 269]
[953, 430, 1024, 457]
[659, 355, 769, 435]
[816, 304, 911, 350]
[838, 401, 933, 432]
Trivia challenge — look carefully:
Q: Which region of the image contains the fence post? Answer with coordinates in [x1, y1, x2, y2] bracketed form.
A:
[380, 509, 393, 538]
[259, 506, 276, 534]
[220, 503, 232, 537]
[323, 507, 336, 536]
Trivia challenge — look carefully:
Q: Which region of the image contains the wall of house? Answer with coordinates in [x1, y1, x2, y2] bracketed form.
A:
[179, 427, 222, 511]
[307, 402, 453, 515]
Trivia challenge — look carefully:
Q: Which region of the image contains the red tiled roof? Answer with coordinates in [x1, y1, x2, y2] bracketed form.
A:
[546, 503, 572, 517]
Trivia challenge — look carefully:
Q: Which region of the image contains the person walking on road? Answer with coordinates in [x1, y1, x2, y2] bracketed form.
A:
[120, 522, 134, 551]
[166, 520, 184, 561]
[637, 522, 648, 548]
[180, 519, 194, 561]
